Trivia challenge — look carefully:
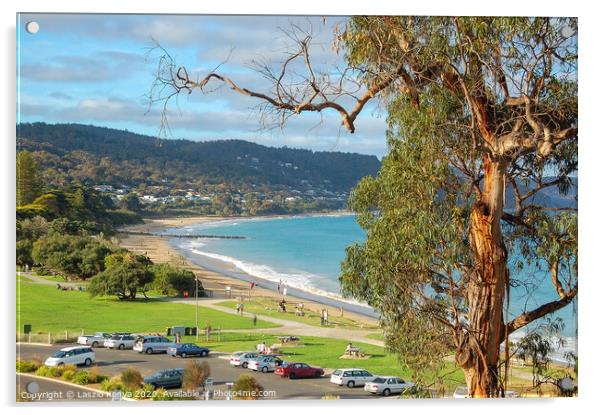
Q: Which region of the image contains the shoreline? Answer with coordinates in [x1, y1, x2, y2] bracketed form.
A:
[117, 215, 379, 327]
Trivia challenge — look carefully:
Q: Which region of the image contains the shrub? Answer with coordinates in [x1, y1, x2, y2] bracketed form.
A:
[120, 368, 143, 391]
[182, 360, 210, 392]
[100, 376, 123, 392]
[73, 370, 90, 385]
[151, 387, 174, 401]
[61, 370, 76, 381]
[34, 365, 53, 377]
[16, 360, 39, 373]
[232, 374, 264, 400]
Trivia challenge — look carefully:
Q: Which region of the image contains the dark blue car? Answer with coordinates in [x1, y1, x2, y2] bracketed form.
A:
[167, 343, 210, 358]
[143, 368, 185, 389]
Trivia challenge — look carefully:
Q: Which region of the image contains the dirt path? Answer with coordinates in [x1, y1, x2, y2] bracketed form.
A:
[18, 272, 82, 287]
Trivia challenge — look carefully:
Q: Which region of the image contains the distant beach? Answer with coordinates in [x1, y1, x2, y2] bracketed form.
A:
[117, 215, 379, 327]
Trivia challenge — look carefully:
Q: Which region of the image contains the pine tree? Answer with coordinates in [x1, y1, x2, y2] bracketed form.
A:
[16, 150, 43, 206]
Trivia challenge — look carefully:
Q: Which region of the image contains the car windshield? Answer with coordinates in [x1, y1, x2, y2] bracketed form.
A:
[371, 377, 386, 383]
[52, 351, 66, 358]
[332, 370, 342, 376]
[110, 335, 120, 340]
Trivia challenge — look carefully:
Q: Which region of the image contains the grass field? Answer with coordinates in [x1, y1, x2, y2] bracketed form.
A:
[16, 278, 279, 335]
[183, 331, 465, 389]
[216, 297, 379, 331]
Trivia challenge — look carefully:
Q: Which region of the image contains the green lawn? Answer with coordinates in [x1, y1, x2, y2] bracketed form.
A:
[366, 332, 384, 341]
[186, 332, 465, 390]
[16, 279, 279, 336]
[217, 297, 379, 330]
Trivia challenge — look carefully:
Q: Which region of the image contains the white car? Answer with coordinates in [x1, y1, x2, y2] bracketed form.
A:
[133, 336, 175, 354]
[453, 385, 519, 398]
[330, 368, 376, 388]
[364, 376, 415, 396]
[248, 355, 283, 373]
[106, 334, 137, 350]
[45, 346, 95, 367]
[229, 351, 259, 368]
[77, 332, 111, 348]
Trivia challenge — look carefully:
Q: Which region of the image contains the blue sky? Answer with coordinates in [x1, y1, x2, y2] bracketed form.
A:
[17, 14, 388, 157]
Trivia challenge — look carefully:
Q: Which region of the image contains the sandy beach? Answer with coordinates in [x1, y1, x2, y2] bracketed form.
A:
[117, 216, 378, 327]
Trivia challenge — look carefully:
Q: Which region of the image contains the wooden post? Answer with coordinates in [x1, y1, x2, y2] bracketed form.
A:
[65, 330, 68, 341]
[48, 332, 51, 344]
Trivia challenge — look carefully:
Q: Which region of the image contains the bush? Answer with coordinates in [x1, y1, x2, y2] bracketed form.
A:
[183, 360, 210, 392]
[100, 376, 123, 392]
[61, 370, 76, 381]
[73, 370, 90, 385]
[151, 387, 174, 401]
[232, 374, 264, 400]
[16, 360, 39, 373]
[120, 368, 143, 391]
[34, 365, 54, 377]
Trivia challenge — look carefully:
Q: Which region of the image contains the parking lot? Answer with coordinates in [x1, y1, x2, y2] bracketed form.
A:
[17, 343, 389, 400]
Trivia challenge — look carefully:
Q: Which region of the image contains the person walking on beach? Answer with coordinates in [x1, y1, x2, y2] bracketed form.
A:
[277, 280, 281, 293]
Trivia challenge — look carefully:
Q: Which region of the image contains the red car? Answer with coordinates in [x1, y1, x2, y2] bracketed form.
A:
[275, 362, 324, 379]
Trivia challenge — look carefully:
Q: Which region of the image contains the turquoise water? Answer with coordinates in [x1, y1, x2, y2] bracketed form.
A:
[167, 214, 577, 343]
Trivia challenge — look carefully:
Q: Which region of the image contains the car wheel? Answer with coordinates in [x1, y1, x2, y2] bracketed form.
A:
[261, 366, 268, 373]
[347, 380, 355, 388]
[145, 348, 153, 354]
[118, 344, 125, 350]
[315, 371, 322, 378]
[91, 341, 98, 348]
[201, 350, 208, 357]
[289, 372, 296, 379]
[84, 358, 92, 366]
[57, 362, 64, 367]
[383, 388, 391, 397]
[242, 362, 248, 369]
[181, 352, 187, 358]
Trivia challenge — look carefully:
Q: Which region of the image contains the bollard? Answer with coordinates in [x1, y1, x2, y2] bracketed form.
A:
[48, 332, 52, 344]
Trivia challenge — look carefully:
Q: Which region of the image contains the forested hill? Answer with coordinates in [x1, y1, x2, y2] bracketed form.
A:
[16, 122, 381, 192]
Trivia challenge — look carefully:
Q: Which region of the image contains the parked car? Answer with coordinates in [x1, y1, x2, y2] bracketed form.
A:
[105, 334, 137, 350]
[45, 346, 95, 367]
[167, 343, 210, 358]
[77, 332, 111, 348]
[103, 333, 132, 348]
[133, 336, 175, 354]
[143, 368, 185, 390]
[229, 351, 259, 368]
[248, 355, 283, 373]
[364, 376, 415, 396]
[330, 368, 376, 388]
[452, 385, 519, 398]
[275, 362, 324, 379]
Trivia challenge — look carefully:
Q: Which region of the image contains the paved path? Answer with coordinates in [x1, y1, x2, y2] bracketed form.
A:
[18, 272, 82, 287]
[169, 298, 385, 347]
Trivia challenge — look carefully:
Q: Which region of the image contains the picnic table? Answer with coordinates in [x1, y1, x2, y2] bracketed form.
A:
[345, 346, 365, 358]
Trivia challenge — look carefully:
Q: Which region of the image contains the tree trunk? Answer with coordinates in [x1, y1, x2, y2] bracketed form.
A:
[456, 154, 508, 397]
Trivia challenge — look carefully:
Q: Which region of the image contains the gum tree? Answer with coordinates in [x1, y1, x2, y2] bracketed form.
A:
[150, 16, 577, 397]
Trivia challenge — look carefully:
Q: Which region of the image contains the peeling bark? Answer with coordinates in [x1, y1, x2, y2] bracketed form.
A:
[457, 154, 508, 397]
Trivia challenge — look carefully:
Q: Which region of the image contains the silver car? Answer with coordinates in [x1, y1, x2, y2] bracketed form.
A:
[133, 336, 175, 354]
[248, 355, 283, 373]
[364, 376, 415, 396]
[106, 334, 137, 350]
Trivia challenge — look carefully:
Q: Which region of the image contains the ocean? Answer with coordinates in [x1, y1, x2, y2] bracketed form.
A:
[165, 213, 577, 362]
